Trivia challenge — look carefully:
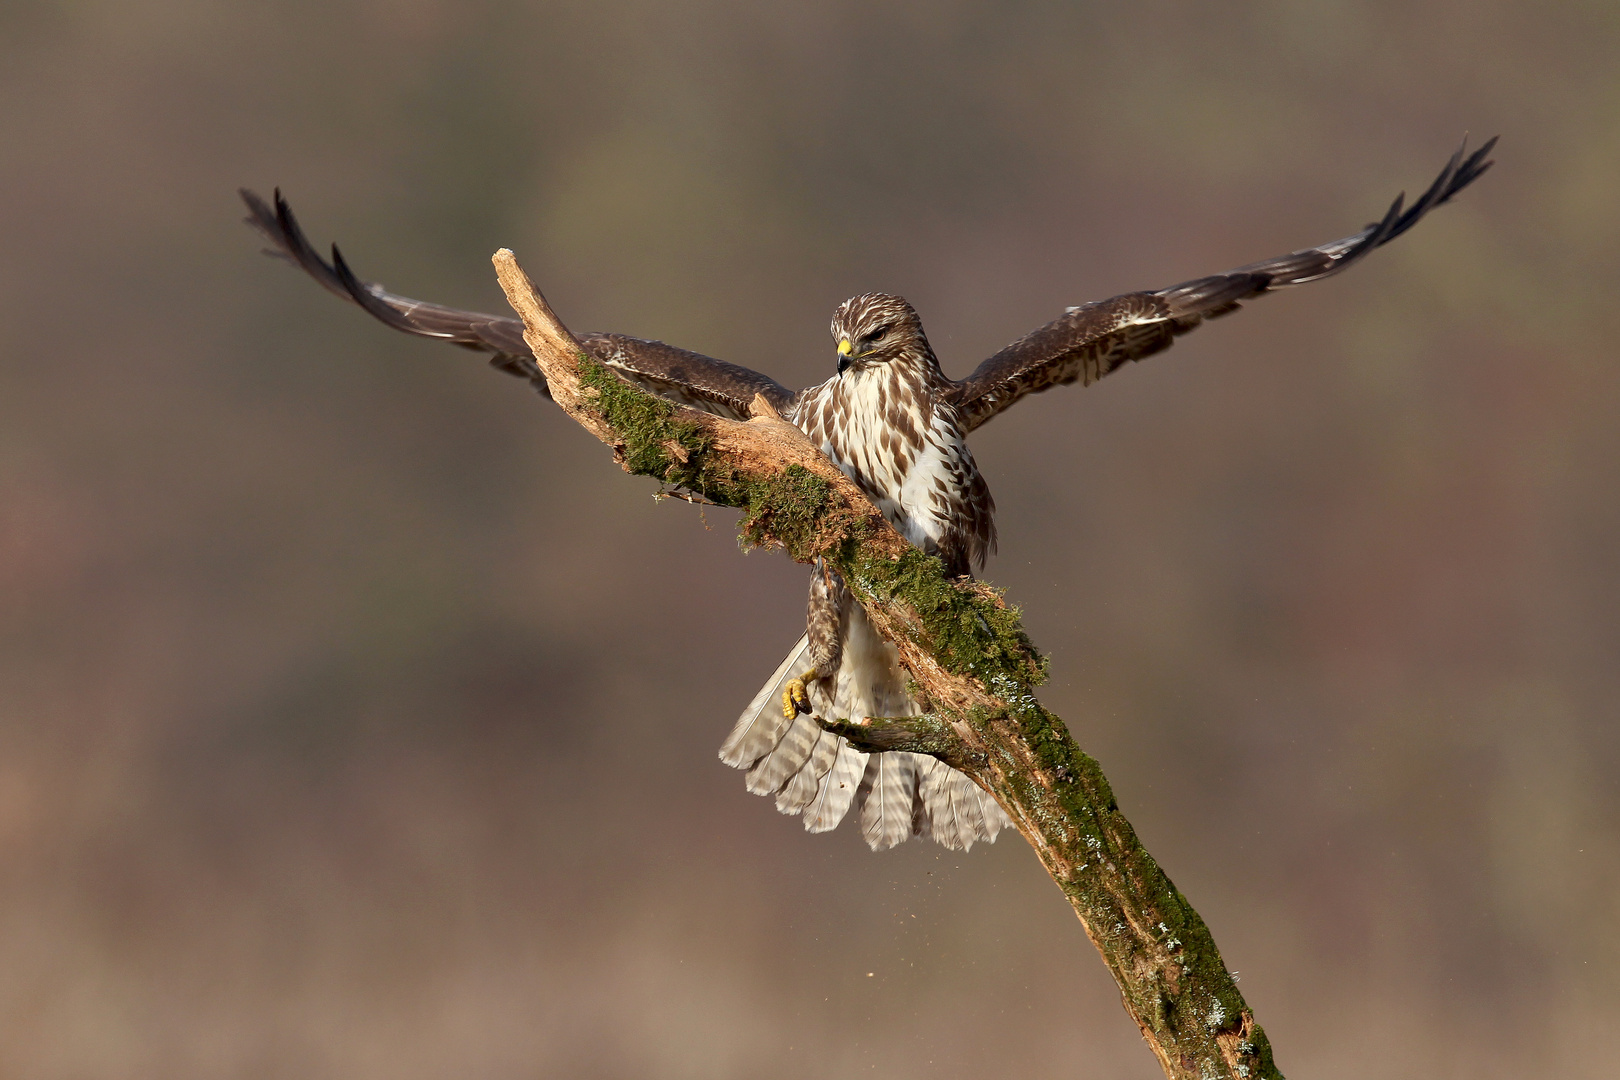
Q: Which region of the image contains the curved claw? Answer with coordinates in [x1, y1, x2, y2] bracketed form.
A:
[782, 677, 812, 719]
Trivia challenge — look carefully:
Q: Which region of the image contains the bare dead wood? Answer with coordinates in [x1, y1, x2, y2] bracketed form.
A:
[492, 248, 1283, 1080]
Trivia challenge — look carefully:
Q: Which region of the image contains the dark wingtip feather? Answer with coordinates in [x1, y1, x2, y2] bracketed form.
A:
[328, 243, 365, 302]
[1375, 191, 1407, 241]
[330, 243, 431, 336]
[239, 187, 272, 230]
[1378, 135, 1497, 245]
[239, 188, 297, 264]
[239, 188, 357, 301]
[1451, 135, 1498, 195]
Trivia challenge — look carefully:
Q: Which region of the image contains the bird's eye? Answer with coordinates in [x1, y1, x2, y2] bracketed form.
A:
[865, 323, 894, 342]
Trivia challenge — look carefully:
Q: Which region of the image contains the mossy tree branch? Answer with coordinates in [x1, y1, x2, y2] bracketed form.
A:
[492, 249, 1283, 1080]
[817, 715, 965, 760]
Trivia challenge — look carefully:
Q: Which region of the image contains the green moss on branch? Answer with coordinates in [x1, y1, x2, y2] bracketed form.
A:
[818, 713, 962, 757]
[577, 358, 848, 562]
[838, 545, 1048, 695]
[576, 357, 713, 485]
[738, 464, 837, 557]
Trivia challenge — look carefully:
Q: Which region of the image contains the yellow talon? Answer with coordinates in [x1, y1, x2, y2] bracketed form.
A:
[783, 677, 812, 718]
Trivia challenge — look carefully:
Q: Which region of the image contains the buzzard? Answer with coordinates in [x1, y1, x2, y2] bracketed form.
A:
[242, 137, 1494, 852]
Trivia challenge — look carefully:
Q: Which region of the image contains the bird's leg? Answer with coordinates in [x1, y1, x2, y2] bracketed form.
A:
[783, 563, 848, 718]
[781, 679, 813, 718]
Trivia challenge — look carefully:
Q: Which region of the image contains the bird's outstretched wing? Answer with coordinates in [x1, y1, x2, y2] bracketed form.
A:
[240, 189, 797, 420]
[949, 137, 1496, 432]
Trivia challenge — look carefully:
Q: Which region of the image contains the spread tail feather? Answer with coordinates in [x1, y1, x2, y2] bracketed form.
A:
[775, 727, 840, 815]
[918, 757, 1013, 851]
[721, 635, 1011, 850]
[745, 714, 821, 796]
[802, 740, 868, 833]
[856, 752, 922, 851]
[719, 634, 810, 768]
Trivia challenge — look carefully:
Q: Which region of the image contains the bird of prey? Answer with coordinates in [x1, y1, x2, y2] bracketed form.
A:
[242, 137, 1495, 853]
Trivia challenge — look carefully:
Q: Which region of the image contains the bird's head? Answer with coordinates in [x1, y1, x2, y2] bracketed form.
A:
[830, 292, 928, 373]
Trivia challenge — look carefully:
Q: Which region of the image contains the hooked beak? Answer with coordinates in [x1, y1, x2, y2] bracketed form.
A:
[837, 337, 853, 373]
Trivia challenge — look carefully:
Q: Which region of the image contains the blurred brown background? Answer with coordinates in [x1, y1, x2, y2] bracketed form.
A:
[2, 1, 1617, 1077]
